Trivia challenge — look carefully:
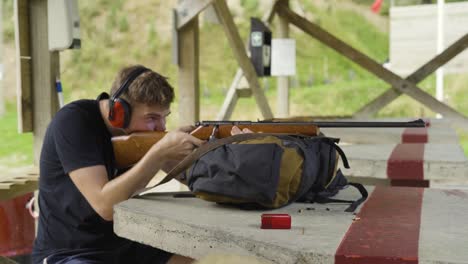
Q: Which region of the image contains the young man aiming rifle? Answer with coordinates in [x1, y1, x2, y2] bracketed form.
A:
[32, 65, 250, 264]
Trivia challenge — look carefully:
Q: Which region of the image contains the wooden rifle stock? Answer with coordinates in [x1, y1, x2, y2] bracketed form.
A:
[111, 124, 320, 168]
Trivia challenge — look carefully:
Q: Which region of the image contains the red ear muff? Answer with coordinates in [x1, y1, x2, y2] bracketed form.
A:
[109, 98, 131, 128]
[108, 66, 149, 129]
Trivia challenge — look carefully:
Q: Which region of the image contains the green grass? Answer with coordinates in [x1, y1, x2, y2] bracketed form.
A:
[0, 103, 33, 167]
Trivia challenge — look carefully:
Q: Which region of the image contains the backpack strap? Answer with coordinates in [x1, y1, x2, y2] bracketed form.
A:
[132, 133, 288, 197]
[303, 136, 350, 169]
[345, 182, 368, 212]
[333, 143, 350, 169]
[313, 182, 368, 212]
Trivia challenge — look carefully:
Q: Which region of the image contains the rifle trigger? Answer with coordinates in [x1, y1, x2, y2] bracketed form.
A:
[209, 125, 219, 141]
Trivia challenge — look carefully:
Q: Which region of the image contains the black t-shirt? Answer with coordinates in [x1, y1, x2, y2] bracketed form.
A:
[32, 98, 128, 262]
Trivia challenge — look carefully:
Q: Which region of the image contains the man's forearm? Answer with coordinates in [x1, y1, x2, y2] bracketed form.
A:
[99, 148, 166, 220]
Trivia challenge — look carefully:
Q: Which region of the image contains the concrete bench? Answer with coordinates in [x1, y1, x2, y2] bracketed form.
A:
[317, 117, 451, 128]
[273, 117, 460, 144]
[321, 126, 459, 144]
[114, 186, 468, 264]
[339, 143, 468, 188]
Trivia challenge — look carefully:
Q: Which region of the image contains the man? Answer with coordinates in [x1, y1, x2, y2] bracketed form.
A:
[32, 65, 204, 264]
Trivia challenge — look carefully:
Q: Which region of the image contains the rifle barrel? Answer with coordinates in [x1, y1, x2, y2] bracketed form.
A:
[196, 119, 426, 128]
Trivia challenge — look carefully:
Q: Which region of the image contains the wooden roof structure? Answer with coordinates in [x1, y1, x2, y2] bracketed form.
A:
[173, 0, 468, 127]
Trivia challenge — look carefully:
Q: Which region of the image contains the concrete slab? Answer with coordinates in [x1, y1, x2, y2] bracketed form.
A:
[114, 186, 468, 264]
[339, 143, 468, 188]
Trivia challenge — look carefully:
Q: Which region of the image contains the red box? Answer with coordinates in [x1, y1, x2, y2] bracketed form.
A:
[261, 214, 291, 229]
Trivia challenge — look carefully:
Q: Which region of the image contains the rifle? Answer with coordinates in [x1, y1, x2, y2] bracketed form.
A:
[112, 119, 426, 169]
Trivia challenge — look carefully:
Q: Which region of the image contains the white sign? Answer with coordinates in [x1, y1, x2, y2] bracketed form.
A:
[271, 38, 296, 76]
[48, 0, 81, 51]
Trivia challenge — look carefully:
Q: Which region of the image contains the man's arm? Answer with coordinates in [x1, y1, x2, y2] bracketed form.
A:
[70, 130, 204, 221]
[70, 146, 165, 221]
[158, 126, 252, 187]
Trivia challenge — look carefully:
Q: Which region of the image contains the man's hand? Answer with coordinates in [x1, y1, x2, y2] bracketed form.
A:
[231, 126, 254, 135]
[150, 127, 205, 164]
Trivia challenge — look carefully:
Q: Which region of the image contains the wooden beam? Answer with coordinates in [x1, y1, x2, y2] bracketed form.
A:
[262, 0, 283, 25]
[278, 7, 468, 126]
[276, 0, 290, 118]
[176, 0, 213, 29]
[217, 69, 242, 120]
[212, 0, 273, 119]
[0, 167, 38, 201]
[217, 2, 279, 120]
[0, 1, 4, 116]
[178, 17, 199, 126]
[354, 89, 400, 118]
[172, 9, 179, 65]
[14, 0, 33, 132]
[30, 0, 60, 163]
[236, 88, 252, 98]
[355, 33, 468, 117]
[409, 34, 468, 81]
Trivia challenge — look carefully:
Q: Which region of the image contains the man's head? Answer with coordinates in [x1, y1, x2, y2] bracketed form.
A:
[108, 65, 174, 132]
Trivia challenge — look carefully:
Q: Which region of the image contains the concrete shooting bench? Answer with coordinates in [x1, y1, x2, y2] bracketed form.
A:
[339, 143, 468, 188]
[320, 118, 460, 144]
[316, 118, 468, 188]
[114, 185, 468, 264]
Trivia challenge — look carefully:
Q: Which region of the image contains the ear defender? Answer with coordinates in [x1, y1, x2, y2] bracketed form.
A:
[108, 98, 132, 128]
[108, 67, 149, 129]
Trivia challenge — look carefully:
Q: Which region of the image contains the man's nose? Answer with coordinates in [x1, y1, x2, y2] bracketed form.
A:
[157, 118, 166, 131]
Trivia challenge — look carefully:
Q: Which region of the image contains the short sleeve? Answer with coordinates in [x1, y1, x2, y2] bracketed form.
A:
[52, 106, 106, 174]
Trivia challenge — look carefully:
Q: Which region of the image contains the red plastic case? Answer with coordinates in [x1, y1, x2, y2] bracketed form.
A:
[261, 214, 291, 229]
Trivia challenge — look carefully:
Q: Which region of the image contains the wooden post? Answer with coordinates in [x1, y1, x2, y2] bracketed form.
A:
[216, 69, 243, 120]
[14, 0, 33, 132]
[217, 0, 280, 120]
[29, 0, 60, 163]
[277, 0, 290, 117]
[0, 0, 4, 117]
[213, 0, 273, 119]
[176, 0, 213, 29]
[177, 17, 199, 126]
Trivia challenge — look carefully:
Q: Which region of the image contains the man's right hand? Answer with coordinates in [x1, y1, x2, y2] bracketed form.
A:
[150, 128, 205, 163]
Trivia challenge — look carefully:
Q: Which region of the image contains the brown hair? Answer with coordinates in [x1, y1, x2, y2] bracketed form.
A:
[110, 65, 174, 108]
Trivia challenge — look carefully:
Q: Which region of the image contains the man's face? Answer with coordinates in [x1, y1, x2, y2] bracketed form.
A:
[126, 103, 171, 133]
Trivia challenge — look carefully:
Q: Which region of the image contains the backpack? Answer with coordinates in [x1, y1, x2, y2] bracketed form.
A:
[138, 133, 367, 212]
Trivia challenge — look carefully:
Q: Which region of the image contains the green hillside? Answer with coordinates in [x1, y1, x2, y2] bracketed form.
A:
[1, 0, 467, 167]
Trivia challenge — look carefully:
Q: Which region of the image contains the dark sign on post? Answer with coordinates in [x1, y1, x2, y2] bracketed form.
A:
[249, 18, 271, 77]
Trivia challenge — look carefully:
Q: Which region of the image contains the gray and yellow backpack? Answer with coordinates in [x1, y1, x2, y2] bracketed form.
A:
[142, 133, 367, 212]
